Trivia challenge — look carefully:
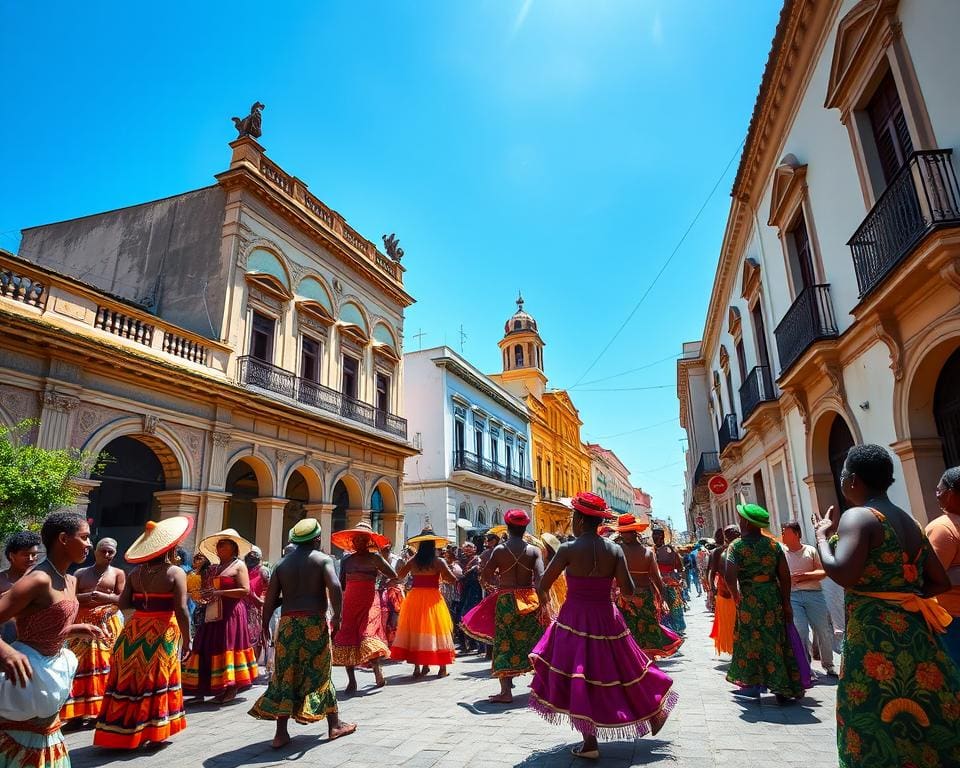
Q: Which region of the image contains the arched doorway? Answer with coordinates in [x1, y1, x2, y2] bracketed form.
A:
[87, 436, 165, 557]
[828, 417, 855, 511]
[282, 471, 309, 552]
[370, 488, 384, 534]
[331, 480, 350, 555]
[225, 460, 259, 544]
[934, 347, 960, 468]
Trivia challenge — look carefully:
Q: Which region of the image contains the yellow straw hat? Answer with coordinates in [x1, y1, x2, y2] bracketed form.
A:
[125, 516, 194, 564]
[406, 527, 449, 547]
[541, 532, 562, 554]
[199, 528, 252, 562]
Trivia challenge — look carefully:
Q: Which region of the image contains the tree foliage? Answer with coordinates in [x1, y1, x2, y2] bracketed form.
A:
[0, 420, 100, 541]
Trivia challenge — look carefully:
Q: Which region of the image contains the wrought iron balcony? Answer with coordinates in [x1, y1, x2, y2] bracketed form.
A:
[693, 451, 721, 487]
[773, 284, 838, 376]
[849, 150, 960, 298]
[739, 365, 777, 421]
[238, 356, 407, 439]
[452, 450, 536, 491]
[717, 414, 739, 454]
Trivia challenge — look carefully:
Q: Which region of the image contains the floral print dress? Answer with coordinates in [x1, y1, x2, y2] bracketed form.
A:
[725, 534, 804, 699]
[836, 511, 960, 768]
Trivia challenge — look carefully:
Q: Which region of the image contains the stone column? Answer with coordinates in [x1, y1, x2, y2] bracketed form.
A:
[345, 508, 366, 529]
[381, 512, 403, 551]
[153, 490, 203, 555]
[303, 502, 335, 553]
[892, 437, 944, 525]
[36, 390, 79, 451]
[253, 497, 289, 564]
[199, 491, 232, 541]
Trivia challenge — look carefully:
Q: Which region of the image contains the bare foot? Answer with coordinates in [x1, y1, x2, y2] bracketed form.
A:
[436, 670, 449, 678]
[344, 681, 358, 693]
[374, 672, 386, 688]
[328, 722, 357, 741]
[487, 693, 513, 704]
[271, 733, 292, 749]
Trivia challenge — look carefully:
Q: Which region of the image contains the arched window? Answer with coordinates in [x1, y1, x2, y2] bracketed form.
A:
[477, 506, 487, 526]
[370, 488, 384, 534]
[514, 344, 524, 367]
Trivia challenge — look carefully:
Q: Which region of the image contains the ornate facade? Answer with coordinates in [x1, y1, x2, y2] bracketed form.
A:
[491, 297, 591, 534]
[0, 132, 416, 561]
[678, 0, 960, 538]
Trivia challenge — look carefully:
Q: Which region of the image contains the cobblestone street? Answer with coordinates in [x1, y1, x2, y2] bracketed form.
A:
[65, 598, 839, 767]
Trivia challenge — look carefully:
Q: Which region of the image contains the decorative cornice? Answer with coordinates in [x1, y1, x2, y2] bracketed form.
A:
[37, 390, 79, 413]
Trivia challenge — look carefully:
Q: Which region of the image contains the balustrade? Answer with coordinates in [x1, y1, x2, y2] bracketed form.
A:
[94, 306, 155, 346]
[739, 365, 777, 421]
[452, 450, 536, 491]
[773, 285, 838, 375]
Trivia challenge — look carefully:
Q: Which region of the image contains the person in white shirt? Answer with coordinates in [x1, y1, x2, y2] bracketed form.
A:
[781, 521, 837, 676]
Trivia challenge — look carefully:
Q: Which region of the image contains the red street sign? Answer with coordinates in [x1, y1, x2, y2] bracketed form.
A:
[708, 475, 729, 495]
[695, 515, 706, 528]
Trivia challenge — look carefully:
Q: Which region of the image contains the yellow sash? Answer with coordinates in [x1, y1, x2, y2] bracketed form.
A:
[852, 590, 952, 634]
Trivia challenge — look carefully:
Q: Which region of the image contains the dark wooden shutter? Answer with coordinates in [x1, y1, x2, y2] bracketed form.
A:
[867, 71, 914, 186]
[791, 212, 816, 290]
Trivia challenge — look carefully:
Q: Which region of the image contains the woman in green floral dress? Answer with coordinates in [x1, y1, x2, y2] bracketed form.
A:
[724, 503, 804, 703]
[813, 444, 960, 768]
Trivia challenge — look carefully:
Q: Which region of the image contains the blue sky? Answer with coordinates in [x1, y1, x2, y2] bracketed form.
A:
[0, 1, 782, 530]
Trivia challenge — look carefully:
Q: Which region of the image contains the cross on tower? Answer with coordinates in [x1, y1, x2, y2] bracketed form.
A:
[517, 291, 524, 311]
[412, 328, 426, 351]
[459, 324, 467, 353]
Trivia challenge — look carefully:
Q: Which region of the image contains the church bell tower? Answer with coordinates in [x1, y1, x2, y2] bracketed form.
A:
[497, 293, 547, 399]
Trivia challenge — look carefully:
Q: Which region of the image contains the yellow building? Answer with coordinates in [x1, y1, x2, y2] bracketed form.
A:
[491, 296, 591, 534]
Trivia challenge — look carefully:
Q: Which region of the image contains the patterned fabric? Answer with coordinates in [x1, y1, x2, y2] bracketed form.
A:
[183, 576, 258, 695]
[15, 600, 79, 656]
[93, 611, 186, 749]
[725, 535, 803, 699]
[0, 715, 70, 768]
[618, 588, 683, 659]
[61, 606, 123, 721]
[661, 582, 686, 634]
[390, 574, 455, 666]
[248, 613, 338, 724]
[836, 511, 960, 768]
[492, 589, 544, 678]
[530, 575, 678, 739]
[381, 583, 403, 647]
[332, 578, 390, 666]
[246, 566, 269, 659]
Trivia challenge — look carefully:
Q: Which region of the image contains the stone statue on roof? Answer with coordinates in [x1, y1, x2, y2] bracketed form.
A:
[382, 233, 404, 263]
[232, 102, 265, 139]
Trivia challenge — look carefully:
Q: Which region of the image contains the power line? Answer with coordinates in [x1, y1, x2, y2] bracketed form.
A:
[574, 384, 675, 393]
[585, 416, 679, 441]
[569, 137, 747, 389]
[636, 459, 684, 474]
[570, 353, 681, 389]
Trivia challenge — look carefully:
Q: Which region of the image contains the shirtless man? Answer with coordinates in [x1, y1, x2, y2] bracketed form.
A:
[479, 510, 544, 703]
[248, 518, 356, 748]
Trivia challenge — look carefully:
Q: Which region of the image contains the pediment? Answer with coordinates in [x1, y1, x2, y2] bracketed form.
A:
[768, 159, 807, 229]
[741, 258, 762, 300]
[719, 344, 730, 371]
[296, 299, 334, 324]
[825, 0, 900, 110]
[245, 272, 292, 302]
[727, 306, 742, 337]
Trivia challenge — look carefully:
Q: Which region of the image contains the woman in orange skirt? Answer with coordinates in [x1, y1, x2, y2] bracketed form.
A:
[390, 528, 457, 678]
[709, 525, 739, 656]
[331, 521, 397, 691]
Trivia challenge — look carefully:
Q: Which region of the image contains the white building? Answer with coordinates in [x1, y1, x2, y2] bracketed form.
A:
[679, 0, 960, 540]
[586, 444, 634, 517]
[402, 346, 535, 543]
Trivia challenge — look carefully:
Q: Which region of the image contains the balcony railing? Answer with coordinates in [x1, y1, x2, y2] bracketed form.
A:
[693, 451, 721, 487]
[238, 356, 408, 439]
[452, 450, 536, 491]
[773, 284, 838, 375]
[739, 365, 777, 421]
[717, 414, 739, 454]
[849, 149, 960, 298]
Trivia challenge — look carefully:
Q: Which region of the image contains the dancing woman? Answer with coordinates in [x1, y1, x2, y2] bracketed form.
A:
[0, 512, 105, 768]
[530, 493, 677, 760]
[93, 517, 192, 749]
[390, 528, 457, 678]
[331, 521, 396, 691]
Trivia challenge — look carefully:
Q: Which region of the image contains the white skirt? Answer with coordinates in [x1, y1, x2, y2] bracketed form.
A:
[0, 641, 77, 721]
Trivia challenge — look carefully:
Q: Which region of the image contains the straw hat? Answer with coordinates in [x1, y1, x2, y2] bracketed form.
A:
[613, 513, 650, 533]
[125, 516, 194, 564]
[407, 527, 449, 547]
[290, 518, 322, 544]
[331, 520, 389, 553]
[199, 528, 252, 562]
[487, 525, 507, 538]
[541, 532, 562, 554]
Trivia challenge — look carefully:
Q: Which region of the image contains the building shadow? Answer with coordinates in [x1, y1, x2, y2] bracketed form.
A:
[68, 742, 171, 766]
[512, 738, 675, 767]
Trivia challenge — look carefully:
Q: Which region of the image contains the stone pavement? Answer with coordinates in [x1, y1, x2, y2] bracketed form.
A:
[64, 598, 839, 767]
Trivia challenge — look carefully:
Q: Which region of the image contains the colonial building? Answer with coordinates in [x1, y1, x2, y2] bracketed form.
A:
[633, 487, 653, 527]
[0, 122, 416, 561]
[678, 0, 960, 539]
[490, 296, 591, 534]
[586, 444, 634, 517]
[401, 346, 535, 543]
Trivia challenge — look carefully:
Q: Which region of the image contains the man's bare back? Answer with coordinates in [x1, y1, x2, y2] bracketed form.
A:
[266, 544, 340, 625]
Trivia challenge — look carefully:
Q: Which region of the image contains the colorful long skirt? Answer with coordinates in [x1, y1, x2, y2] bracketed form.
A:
[709, 594, 735, 656]
[661, 581, 686, 634]
[381, 584, 404, 646]
[530, 575, 678, 739]
[0, 715, 70, 767]
[618, 589, 682, 660]
[332, 579, 390, 666]
[183, 597, 257, 696]
[249, 613, 338, 725]
[390, 582, 456, 666]
[837, 593, 960, 767]
[61, 605, 124, 721]
[726, 582, 803, 699]
[93, 611, 186, 749]
[462, 588, 544, 677]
